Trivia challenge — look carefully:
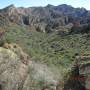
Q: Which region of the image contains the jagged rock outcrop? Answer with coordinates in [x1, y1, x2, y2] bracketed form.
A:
[0, 14, 9, 28]
[0, 4, 90, 33]
[64, 55, 90, 90]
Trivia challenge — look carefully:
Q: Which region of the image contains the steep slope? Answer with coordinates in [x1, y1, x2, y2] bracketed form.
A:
[0, 43, 62, 90]
[0, 4, 90, 33]
[0, 43, 89, 90]
[0, 4, 90, 90]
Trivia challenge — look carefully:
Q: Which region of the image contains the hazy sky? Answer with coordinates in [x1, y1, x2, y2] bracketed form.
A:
[0, 0, 90, 10]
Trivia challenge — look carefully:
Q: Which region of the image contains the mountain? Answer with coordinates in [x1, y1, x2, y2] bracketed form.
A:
[0, 4, 90, 90]
[0, 4, 90, 33]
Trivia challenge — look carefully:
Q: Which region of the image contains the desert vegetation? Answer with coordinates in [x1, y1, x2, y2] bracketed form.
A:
[0, 4, 90, 90]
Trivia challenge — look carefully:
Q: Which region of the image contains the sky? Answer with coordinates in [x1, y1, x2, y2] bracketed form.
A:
[0, 0, 90, 10]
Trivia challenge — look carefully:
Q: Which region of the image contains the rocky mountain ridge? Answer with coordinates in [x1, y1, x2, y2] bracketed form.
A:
[0, 4, 90, 33]
[0, 4, 90, 90]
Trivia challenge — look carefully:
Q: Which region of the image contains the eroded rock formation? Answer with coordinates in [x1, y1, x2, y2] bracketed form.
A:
[64, 55, 90, 90]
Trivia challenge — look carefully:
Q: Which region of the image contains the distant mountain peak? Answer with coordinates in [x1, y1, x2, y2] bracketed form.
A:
[46, 4, 54, 7]
[0, 4, 90, 33]
[5, 4, 15, 9]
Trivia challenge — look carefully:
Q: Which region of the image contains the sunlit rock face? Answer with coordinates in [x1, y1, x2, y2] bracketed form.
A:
[0, 4, 89, 33]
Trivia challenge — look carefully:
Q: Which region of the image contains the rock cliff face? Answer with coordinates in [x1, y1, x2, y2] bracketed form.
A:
[64, 55, 90, 90]
[0, 4, 90, 33]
